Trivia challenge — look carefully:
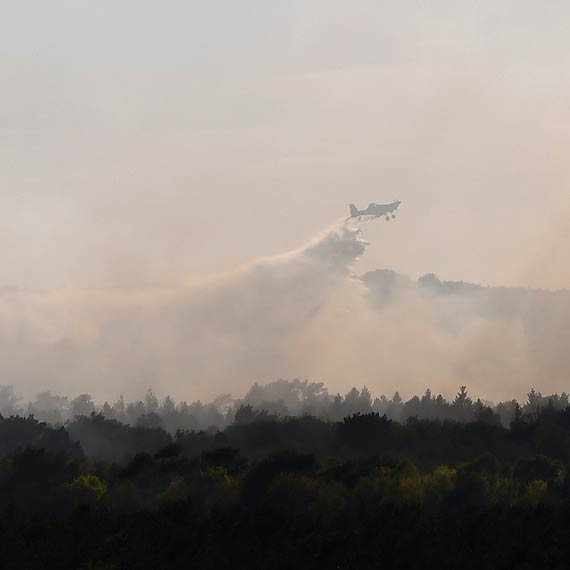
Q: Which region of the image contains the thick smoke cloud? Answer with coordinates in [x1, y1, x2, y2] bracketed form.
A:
[0, 220, 366, 400]
[0, 218, 569, 403]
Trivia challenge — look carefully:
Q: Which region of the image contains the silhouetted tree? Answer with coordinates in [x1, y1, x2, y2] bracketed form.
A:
[69, 394, 95, 418]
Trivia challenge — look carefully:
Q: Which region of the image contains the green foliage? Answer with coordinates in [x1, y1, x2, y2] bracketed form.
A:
[158, 476, 189, 504]
[2, 404, 570, 567]
[70, 474, 107, 497]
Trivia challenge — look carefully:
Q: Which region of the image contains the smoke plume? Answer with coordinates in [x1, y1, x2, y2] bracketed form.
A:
[0, 218, 569, 403]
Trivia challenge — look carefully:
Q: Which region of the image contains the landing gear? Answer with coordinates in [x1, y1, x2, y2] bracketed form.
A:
[385, 216, 390, 221]
[391, 214, 396, 219]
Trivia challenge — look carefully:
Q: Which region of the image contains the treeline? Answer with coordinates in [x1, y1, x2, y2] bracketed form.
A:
[2, 402, 570, 567]
[2, 380, 568, 432]
[2, 398, 570, 466]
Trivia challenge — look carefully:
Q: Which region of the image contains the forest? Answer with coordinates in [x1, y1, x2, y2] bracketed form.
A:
[1, 381, 570, 568]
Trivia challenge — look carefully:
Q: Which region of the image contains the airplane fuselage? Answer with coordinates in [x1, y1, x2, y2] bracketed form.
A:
[349, 200, 401, 220]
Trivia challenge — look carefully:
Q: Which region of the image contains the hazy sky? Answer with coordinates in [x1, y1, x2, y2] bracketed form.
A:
[2, 0, 570, 291]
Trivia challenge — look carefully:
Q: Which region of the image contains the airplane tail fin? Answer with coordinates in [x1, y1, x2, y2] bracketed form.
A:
[349, 203, 359, 217]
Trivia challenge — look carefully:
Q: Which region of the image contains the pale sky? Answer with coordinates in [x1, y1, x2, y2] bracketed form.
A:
[2, 0, 570, 292]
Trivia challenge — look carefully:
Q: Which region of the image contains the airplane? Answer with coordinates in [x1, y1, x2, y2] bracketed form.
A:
[349, 200, 402, 221]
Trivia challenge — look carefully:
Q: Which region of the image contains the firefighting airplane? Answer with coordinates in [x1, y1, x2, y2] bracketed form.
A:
[349, 200, 402, 221]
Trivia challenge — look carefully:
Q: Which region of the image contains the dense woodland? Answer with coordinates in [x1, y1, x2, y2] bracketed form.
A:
[1, 381, 570, 568]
